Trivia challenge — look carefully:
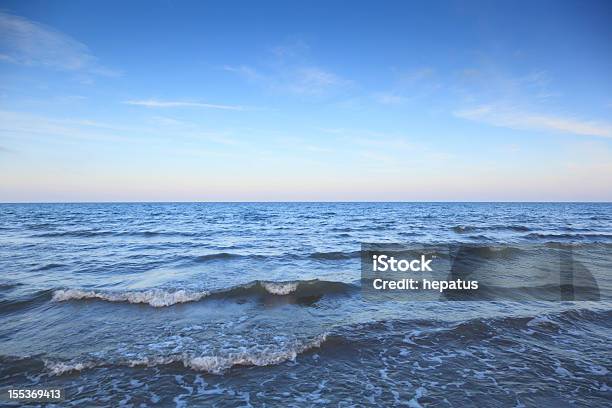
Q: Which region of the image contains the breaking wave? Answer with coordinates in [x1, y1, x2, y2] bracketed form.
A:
[39, 308, 612, 377]
[45, 360, 99, 376]
[51, 280, 357, 307]
[52, 288, 210, 307]
[207, 280, 357, 300]
[260, 281, 299, 295]
[44, 334, 329, 376]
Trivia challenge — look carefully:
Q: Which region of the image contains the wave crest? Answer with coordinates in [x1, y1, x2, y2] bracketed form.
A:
[51, 280, 357, 307]
[184, 334, 327, 373]
[52, 288, 210, 307]
[260, 281, 299, 295]
[44, 334, 328, 376]
[45, 360, 98, 376]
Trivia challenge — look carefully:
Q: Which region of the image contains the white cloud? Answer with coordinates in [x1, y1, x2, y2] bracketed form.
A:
[0, 110, 129, 142]
[0, 11, 119, 76]
[0, 110, 243, 147]
[270, 39, 310, 59]
[286, 67, 351, 95]
[371, 67, 440, 106]
[223, 65, 263, 82]
[449, 64, 612, 138]
[455, 105, 612, 138]
[224, 41, 351, 96]
[123, 100, 244, 110]
[150, 116, 186, 126]
[372, 92, 407, 105]
[400, 67, 435, 84]
[225, 63, 350, 96]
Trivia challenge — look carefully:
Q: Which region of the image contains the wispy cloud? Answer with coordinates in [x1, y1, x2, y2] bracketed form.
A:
[0, 110, 129, 142]
[0, 110, 244, 147]
[270, 39, 310, 59]
[123, 100, 244, 110]
[0, 110, 136, 142]
[225, 64, 350, 96]
[0, 11, 118, 76]
[222, 65, 263, 82]
[448, 60, 612, 138]
[372, 92, 408, 105]
[453, 65, 558, 105]
[149, 116, 186, 126]
[285, 67, 351, 95]
[455, 105, 612, 138]
[317, 127, 347, 135]
[372, 67, 440, 106]
[224, 40, 351, 96]
[318, 127, 415, 150]
[400, 67, 435, 84]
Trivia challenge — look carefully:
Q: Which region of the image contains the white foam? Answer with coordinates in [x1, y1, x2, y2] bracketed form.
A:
[261, 281, 299, 295]
[186, 348, 297, 374]
[44, 332, 328, 376]
[52, 288, 210, 307]
[45, 360, 97, 376]
[186, 333, 327, 374]
[126, 334, 328, 375]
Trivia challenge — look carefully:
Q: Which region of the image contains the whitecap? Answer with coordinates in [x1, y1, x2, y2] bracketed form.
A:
[44, 360, 97, 376]
[52, 288, 210, 307]
[260, 281, 299, 295]
[46, 333, 329, 376]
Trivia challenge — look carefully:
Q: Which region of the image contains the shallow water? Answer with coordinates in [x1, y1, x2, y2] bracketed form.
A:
[0, 203, 611, 406]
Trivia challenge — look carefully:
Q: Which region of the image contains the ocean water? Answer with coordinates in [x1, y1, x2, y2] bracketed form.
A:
[0, 202, 611, 407]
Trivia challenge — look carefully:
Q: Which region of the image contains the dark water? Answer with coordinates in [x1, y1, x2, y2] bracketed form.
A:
[0, 203, 611, 407]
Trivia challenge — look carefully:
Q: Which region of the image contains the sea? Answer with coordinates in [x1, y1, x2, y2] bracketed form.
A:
[0, 202, 610, 407]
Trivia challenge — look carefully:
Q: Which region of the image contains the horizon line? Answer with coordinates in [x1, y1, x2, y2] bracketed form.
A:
[1, 200, 611, 204]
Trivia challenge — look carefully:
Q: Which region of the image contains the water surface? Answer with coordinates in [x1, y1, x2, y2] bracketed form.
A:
[1, 203, 610, 406]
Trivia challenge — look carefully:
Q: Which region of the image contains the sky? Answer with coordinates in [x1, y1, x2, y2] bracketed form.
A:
[0, 0, 611, 202]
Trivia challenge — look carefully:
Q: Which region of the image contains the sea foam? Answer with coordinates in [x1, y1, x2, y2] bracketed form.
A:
[52, 288, 210, 307]
[51, 280, 355, 307]
[260, 281, 299, 295]
[45, 334, 329, 376]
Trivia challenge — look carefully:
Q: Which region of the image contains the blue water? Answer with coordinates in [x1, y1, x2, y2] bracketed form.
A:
[0, 203, 611, 406]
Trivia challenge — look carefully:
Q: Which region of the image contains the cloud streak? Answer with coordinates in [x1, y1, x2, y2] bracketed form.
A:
[0, 11, 118, 76]
[372, 92, 408, 105]
[224, 41, 351, 96]
[0, 110, 245, 148]
[123, 100, 244, 110]
[0, 110, 131, 142]
[455, 105, 612, 138]
[371, 67, 440, 106]
[225, 64, 350, 96]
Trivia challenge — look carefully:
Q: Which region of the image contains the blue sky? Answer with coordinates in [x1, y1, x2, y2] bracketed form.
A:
[1, 0, 611, 201]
